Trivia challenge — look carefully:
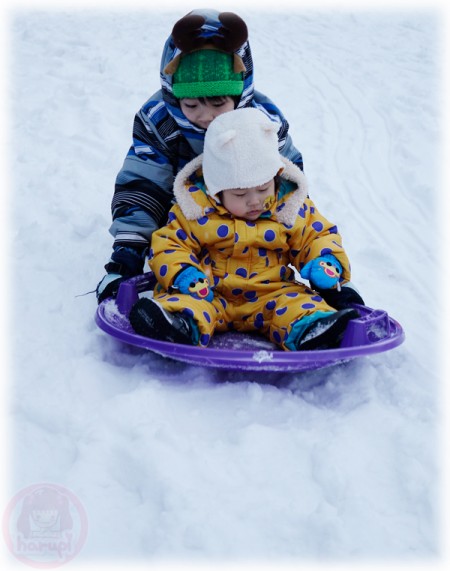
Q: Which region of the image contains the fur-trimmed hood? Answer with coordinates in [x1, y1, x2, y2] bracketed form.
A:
[173, 155, 309, 226]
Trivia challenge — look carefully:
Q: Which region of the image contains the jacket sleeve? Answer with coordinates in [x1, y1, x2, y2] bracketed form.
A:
[289, 198, 351, 283]
[148, 204, 205, 291]
[112, 106, 176, 225]
[107, 96, 182, 269]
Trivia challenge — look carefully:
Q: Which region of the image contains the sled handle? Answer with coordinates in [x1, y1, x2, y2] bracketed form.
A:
[116, 273, 156, 316]
[340, 307, 391, 347]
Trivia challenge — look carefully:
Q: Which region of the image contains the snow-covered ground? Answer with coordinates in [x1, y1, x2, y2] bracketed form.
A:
[2, 1, 448, 570]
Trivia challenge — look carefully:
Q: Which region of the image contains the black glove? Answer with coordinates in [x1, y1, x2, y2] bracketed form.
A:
[315, 285, 365, 310]
[96, 246, 145, 304]
[96, 274, 127, 303]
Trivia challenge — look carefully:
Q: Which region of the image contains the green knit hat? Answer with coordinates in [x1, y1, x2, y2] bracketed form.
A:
[172, 49, 244, 99]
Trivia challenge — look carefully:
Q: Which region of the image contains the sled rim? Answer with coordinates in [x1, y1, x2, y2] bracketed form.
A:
[95, 295, 405, 372]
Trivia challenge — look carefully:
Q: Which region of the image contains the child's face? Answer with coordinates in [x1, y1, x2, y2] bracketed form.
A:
[220, 179, 276, 221]
[180, 97, 235, 129]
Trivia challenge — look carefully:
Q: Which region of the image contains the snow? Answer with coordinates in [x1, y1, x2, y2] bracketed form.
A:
[2, 1, 448, 570]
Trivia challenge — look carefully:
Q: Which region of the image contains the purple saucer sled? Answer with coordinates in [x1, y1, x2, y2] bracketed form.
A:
[95, 274, 405, 372]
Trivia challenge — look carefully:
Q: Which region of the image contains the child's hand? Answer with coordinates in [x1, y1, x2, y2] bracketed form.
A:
[300, 254, 342, 290]
[174, 266, 214, 301]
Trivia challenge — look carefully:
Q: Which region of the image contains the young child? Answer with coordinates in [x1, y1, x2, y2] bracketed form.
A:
[129, 108, 359, 351]
[96, 8, 364, 311]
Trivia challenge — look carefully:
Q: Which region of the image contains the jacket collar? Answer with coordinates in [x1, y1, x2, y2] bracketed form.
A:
[173, 155, 308, 226]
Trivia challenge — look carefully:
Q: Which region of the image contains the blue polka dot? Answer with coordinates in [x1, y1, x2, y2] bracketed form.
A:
[246, 221, 256, 227]
[176, 229, 187, 240]
[320, 248, 332, 256]
[203, 312, 211, 323]
[244, 291, 257, 300]
[235, 233, 239, 243]
[189, 254, 199, 264]
[231, 288, 243, 296]
[329, 225, 338, 234]
[302, 303, 316, 309]
[168, 212, 177, 222]
[188, 186, 197, 193]
[219, 298, 228, 308]
[264, 229, 276, 242]
[258, 248, 267, 257]
[312, 295, 323, 302]
[266, 300, 276, 310]
[160, 265, 168, 277]
[276, 307, 288, 315]
[198, 216, 208, 225]
[217, 225, 229, 238]
[167, 296, 180, 302]
[200, 334, 210, 346]
[286, 292, 299, 298]
[312, 221, 324, 232]
[236, 268, 247, 278]
[273, 331, 282, 343]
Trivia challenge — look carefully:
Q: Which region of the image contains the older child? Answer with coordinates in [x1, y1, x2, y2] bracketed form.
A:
[129, 108, 359, 351]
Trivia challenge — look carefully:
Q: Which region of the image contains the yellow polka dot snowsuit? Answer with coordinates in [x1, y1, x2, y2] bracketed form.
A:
[149, 156, 351, 350]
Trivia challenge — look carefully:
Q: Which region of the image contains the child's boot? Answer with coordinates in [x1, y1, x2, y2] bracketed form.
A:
[296, 308, 359, 351]
[129, 298, 195, 345]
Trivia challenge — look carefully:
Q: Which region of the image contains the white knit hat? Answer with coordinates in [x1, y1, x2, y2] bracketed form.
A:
[202, 108, 284, 196]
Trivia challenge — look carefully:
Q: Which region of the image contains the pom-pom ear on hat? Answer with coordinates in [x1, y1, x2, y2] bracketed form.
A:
[203, 108, 284, 196]
[171, 14, 206, 53]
